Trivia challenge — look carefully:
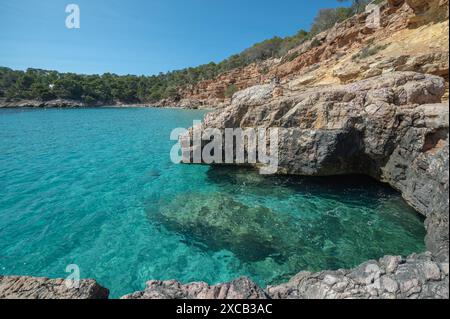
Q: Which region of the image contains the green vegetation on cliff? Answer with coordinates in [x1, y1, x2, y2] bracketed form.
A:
[0, 0, 373, 104]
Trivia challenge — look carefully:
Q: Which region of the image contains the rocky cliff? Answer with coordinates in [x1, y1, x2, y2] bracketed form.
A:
[165, 0, 448, 108]
[164, 0, 449, 300]
[194, 71, 449, 261]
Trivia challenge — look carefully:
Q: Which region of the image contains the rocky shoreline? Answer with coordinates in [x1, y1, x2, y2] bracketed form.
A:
[177, 71, 449, 299]
[202, 72, 449, 254]
[0, 98, 87, 108]
[1, 71, 448, 300]
[1, 0, 448, 300]
[1, 252, 448, 299]
[0, 98, 153, 109]
[122, 252, 449, 299]
[0, 98, 213, 109]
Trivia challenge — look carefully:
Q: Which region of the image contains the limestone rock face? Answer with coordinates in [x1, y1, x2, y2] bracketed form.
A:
[335, 51, 449, 84]
[171, 0, 450, 109]
[193, 72, 449, 264]
[231, 84, 276, 107]
[406, 0, 434, 14]
[121, 277, 268, 299]
[0, 276, 109, 299]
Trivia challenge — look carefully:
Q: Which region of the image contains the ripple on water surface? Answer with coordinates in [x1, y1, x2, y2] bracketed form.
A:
[0, 108, 426, 298]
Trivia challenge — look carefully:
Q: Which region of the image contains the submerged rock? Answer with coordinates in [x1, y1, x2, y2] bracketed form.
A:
[153, 193, 304, 262]
[0, 276, 109, 299]
[152, 187, 425, 280]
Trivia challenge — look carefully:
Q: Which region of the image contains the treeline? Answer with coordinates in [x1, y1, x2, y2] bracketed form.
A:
[0, 67, 202, 104]
[0, 0, 375, 104]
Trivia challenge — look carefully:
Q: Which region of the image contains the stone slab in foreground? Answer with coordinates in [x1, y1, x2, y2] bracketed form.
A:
[0, 276, 109, 299]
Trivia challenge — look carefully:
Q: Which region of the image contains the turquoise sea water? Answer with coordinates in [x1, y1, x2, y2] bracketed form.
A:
[0, 108, 425, 298]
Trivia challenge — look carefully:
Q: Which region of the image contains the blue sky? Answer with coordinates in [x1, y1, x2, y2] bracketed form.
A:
[0, 0, 347, 76]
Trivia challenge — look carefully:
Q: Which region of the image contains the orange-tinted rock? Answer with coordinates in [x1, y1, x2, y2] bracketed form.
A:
[173, 1, 448, 109]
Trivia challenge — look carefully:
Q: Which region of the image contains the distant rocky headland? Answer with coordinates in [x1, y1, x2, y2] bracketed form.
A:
[0, 98, 211, 109]
[0, 0, 448, 299]
[0, 98, 86, 108]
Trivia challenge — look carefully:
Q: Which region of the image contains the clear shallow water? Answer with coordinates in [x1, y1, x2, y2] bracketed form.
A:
[0, 108, 425, 298]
